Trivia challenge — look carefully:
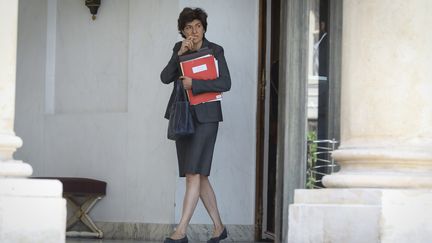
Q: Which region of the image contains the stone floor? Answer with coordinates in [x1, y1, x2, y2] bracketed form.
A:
[66, 239, 266, 243]
[67, 240, 159, 243]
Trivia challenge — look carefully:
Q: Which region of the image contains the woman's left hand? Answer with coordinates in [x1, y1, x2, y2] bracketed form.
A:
[180, 76, 192, 90]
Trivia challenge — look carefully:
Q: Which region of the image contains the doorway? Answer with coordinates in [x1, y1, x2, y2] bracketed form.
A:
[255, 0, 340, 241]
[255, 0, 280, 240]
[262, 0, 280, 239]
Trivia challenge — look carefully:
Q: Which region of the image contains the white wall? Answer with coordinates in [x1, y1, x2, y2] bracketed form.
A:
[15, 0, 258, 225]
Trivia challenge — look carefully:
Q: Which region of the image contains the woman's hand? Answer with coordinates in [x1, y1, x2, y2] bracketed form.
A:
[178, 36, 195, 56]
[180, 76, 192, 90]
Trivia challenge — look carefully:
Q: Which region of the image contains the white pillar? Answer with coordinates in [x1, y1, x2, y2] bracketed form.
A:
[323, 0, 432, 189]
[0, 1, 66, 242]
[288, 1, 432, 242]
[0, 0, 32, 176]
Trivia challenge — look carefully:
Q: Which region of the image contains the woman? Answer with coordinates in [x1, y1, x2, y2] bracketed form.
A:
[160, 7, 231, 243]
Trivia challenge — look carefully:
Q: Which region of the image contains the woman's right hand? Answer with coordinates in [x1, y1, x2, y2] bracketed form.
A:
[178, 36, 195, 56]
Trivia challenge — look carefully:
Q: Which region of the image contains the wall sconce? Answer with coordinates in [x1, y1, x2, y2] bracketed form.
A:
[85, 0, 101, 20]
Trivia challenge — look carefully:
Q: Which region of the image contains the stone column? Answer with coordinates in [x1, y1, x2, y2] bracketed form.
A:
[288, 1, 432, 242]
[0, 0, 32, 176]
[0, 1, 66, 242]
[323, 0, 432, 189]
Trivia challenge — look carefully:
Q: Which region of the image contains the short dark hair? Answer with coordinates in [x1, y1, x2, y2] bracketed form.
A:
[177, 7, 208, 38]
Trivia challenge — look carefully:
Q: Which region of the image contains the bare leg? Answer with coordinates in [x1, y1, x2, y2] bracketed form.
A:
[170, 173, 201, 239]
[199, 175, 225, 237]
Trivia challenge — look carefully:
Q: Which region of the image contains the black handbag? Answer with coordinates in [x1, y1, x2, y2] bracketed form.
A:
[167, 80, 195, 140]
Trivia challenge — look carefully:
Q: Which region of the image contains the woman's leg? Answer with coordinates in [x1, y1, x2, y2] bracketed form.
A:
[170, 173, 201, 239]
[199, 175, 225, 237]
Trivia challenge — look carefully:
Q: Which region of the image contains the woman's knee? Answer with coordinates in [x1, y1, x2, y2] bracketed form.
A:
[185, 173, 201, 183]
[200, 175, 209, 182]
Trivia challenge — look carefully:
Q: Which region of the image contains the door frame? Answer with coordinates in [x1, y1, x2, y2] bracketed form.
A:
[254, 0, 267, 240]
[271, 0, 343, 242]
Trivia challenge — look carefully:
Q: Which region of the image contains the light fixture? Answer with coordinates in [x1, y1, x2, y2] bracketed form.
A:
[85, 0, 101, 20]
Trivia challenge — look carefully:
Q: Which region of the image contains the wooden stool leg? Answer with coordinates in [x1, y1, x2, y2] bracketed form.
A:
[65, 194, 104, 238]
[80, 196, 103, 238]
[65, 196, 82, 229]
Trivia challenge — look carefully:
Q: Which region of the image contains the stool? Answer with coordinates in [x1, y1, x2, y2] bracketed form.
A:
[33, 177, 107, 238]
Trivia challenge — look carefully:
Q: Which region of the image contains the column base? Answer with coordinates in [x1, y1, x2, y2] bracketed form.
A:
[0, 178, 66, 243]
[0, 160, 32, 177]
[324, 146, 432, 188]
[0, 133, 23, 161]
[288, 189, 432, 243]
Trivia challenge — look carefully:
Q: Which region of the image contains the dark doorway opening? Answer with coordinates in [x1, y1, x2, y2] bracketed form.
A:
[256, 0, 337, 240]
[264, 0, 280, 238]
[256, 0, 280, 240]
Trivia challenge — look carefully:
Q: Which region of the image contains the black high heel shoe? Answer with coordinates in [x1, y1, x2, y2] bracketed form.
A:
[207, 227, 228, 243]
[164, 235, 188, 243]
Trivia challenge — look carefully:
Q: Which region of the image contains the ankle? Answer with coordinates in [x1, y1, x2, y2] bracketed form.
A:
[214, 224, 224, 231]
[174, 226, 187, 236]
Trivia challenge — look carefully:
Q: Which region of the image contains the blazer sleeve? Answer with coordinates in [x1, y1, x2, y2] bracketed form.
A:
[191, 46, 231, 95]
[160, 42, 182, 84]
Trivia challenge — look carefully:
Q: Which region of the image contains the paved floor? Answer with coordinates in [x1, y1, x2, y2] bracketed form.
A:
[67, 240, 156, 243]
[66, 239, 265, 243]
[67, 240, 160, 243]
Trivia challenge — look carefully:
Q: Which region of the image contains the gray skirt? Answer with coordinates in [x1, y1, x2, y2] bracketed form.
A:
[175, 108, 219, 177]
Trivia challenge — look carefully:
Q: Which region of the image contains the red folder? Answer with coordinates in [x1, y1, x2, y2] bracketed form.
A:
[180, 54, 222, 105]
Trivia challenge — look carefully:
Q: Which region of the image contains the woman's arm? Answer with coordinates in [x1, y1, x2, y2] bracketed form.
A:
[160, 43, 182, 84]
[191, 46, 231, 94]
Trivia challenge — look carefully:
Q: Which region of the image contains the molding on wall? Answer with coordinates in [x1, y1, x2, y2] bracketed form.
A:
[45, 0, 57, 114]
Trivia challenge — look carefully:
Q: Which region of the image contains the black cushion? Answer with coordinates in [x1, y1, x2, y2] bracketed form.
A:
[33, 177, 106, 195]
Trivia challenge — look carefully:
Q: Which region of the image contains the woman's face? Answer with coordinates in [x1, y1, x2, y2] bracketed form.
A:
[182, 19, 204, 44]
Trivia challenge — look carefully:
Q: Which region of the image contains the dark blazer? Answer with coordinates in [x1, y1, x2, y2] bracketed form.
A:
[160, 38, 231, 123]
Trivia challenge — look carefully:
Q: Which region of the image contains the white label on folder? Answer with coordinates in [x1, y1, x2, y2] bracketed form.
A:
[192, 64, 208, 74]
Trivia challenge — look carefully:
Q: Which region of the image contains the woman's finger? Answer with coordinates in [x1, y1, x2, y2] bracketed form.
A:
[187, 43, 192, 50]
